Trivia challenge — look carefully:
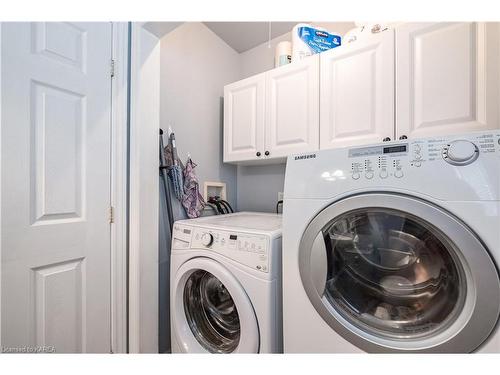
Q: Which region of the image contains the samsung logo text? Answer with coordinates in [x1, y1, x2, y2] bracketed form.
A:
[294, 154, 316, 161]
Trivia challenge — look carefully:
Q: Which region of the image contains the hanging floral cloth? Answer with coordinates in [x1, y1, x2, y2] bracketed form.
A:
[182, 157, 206, 218]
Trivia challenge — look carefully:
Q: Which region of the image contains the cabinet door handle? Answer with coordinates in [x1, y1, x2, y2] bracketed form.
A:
[256, 151, 261, 157]
[383, 137, 391, 142]
[399, 135, 408, 140]
[264, 151, 270, 156]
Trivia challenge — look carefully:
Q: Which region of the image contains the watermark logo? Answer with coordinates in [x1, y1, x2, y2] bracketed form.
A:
[2, 345, 56, 353]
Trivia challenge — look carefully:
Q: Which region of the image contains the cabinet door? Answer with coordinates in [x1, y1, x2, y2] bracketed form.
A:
[396, 22, 499, 138]
[265, 54, 319, 159]
[224, 73, 265, 163]
[320, 31, 395, 150]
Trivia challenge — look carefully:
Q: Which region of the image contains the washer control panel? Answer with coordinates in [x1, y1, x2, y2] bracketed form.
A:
[172, 224, 270, 273]
[349, 143, 408, 180]
[347, 132, 500, 181]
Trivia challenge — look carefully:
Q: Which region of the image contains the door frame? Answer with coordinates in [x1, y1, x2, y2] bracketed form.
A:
[0, 22, 129, 353]
[128, 22, 161, 353]
[110, 22, 129, 354]
[0, 22, 3, 350]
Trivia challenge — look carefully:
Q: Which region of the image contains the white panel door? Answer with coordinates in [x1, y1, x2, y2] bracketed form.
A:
[396, 22, 500, 138]
[1, 22, 112, 353]
[320, 31, 395, 149]
[223, 73, 265, 163]
[265, 55, 319, 159]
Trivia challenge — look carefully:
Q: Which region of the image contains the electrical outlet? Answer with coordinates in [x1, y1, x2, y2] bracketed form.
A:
[278, 192, 284, 202]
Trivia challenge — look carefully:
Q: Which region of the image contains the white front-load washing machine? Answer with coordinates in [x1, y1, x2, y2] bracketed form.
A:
[283, 131, 500, 353]
[171, 212, 282, 353]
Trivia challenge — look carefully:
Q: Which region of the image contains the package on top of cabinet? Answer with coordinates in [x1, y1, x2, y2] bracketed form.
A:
[292, 23, 341, 62]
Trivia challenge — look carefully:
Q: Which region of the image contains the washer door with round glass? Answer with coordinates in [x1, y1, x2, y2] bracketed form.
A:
[173, 257, 259, 353]
[299, 193, 500, 353]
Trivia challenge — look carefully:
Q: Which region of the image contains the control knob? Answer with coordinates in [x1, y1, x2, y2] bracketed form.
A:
[201, 232, 214, 247]
[443, 140, 479, 166]
[394, 170, 404, 178]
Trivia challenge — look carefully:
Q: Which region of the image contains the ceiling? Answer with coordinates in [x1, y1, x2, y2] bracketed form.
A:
[204, 22, 299, 53]
[144, 22, 355, 53]
[144, 22, 183, 38]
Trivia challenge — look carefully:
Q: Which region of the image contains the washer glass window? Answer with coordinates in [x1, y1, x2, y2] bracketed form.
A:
[322, 208, 466, 340]
[183, 270, 240, 353]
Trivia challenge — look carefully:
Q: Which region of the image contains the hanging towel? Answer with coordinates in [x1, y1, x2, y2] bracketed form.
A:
[167, 132, 184, 201]
[182, 157, 206, 218]
[163, 142, 185, 201]
[169, 165, 184, 201]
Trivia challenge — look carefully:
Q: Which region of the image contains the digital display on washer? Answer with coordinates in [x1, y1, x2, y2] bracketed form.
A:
[349, 143, 408, 157]
[183, 229, 191, 234]
[383, 145, 407, 154]
[229, 234, 237, 240]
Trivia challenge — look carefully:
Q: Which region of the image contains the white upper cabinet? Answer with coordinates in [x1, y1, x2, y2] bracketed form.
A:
[223, 73, 266, 162]
[224, 22, 500, 164]
[265, 54, 319, 158]
[396, 22, 500, 138]
[320, 30, 395, 149]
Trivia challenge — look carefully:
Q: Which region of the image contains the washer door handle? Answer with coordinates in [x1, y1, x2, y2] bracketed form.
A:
[310, 232, 328, 297]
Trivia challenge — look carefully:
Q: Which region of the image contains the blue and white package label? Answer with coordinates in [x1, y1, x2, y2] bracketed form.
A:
[297, 27, 341, 53]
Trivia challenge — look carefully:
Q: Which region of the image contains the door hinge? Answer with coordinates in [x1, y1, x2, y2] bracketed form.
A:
[109, 206, 115, 224]
[110, 59, 115, 78]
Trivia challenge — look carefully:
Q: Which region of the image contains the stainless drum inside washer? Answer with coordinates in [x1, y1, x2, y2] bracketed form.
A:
[183, 270, 241, 353]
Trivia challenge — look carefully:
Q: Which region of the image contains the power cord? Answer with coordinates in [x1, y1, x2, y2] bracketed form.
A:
[276, 200, 283, 214]
[208, 196, 234, 215]
[218, 199, 234, 213]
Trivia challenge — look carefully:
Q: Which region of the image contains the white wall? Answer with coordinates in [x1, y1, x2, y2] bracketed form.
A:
[160, 22, 241, 209]
[237, 164, 287, 213]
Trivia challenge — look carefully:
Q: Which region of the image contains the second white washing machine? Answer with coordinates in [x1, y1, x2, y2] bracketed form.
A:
[170, 212, 283, 353]
[283, 131, 500, 353]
